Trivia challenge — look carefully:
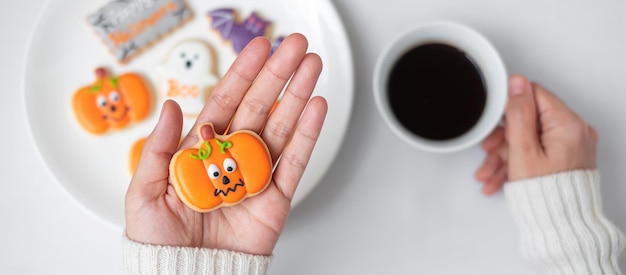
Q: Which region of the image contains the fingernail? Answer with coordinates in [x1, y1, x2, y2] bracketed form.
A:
[509, 76, 526, 96]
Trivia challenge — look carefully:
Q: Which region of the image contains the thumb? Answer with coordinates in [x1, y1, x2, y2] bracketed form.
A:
[532, 83, 576, 133]
[505, 75, 542, 160]
[128, 100, 183, 200]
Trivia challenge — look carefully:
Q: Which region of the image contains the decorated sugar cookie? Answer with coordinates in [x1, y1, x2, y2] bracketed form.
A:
[207, 8, 284, 54]
[169, 123, 272, 212]
[72, 68, 151, 134]
[158, 40, 219, 116]
[128, 137, 147, 175]
[87, 0, 193, 64]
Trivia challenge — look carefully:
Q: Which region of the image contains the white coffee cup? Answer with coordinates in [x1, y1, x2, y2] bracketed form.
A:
[373, 21, 507, 153]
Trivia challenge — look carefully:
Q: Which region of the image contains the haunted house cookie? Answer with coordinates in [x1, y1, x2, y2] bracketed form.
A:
[169, 123, 272, 212]
[72, 68, 151, 134]
[207, 8, 284, 54]
[157, 40, 219, 116]
[87, 0, 193, 64]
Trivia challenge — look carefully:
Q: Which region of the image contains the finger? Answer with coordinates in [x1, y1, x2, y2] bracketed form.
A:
[505, 74, 542, 158]
[532, 83, 577, 132]
[262, 53, 323, 163]
[481, 166, 507, 195]
[128, 100, 183, 201]
[475, 154, 503, 182]
[588, 125, 599, 168]
[589, 125, 599, 143]
[179, 37, 271, 148]
[272, 97, 327, 201]
[481, 126, 505, 152]
[229, 33, 309, 133]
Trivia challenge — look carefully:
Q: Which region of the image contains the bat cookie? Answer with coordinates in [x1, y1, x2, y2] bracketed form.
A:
[207, 8, 284, 54]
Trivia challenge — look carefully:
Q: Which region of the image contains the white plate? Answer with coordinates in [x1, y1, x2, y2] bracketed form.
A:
[23, 0, 353, 229]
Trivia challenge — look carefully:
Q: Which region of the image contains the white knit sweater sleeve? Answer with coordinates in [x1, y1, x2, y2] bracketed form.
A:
[122, 235, 272, 275]
[504, 170, 625, 275]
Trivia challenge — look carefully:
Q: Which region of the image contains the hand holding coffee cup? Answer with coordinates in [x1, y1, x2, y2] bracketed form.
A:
[373, 22, 507, 153]
[476, 75, 599, 195]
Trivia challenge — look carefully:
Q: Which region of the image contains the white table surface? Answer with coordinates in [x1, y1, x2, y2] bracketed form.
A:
[2, 0, 625, 274]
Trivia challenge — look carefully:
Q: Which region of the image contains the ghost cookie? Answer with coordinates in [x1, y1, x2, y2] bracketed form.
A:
[158, 40, 219, 116]
[87, 0, 193, 64]
[72, 68, 151, 134]
[169, 123, 272, 212]
[207, 8, 285, 54]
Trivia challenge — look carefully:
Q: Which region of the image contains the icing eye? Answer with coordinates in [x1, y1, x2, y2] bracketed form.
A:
[96, 95, 107, 107]
[180, 52, 186, 58]
[207, 164, 220, 179]
[223, 158, 237, 173]
[194, 54, 199, 60]
[109, 91, 120, 103]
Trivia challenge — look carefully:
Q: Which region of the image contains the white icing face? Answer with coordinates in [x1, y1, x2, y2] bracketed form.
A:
[162, 41, 213, 79]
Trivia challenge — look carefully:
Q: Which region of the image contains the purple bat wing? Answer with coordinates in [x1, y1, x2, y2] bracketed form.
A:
[271, 36, 285, 55]
[208, 8, 235, 38]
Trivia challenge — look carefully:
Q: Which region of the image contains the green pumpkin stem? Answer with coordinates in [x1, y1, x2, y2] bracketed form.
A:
[109, 77, 119, 89]
[215, 139, 232, 154]
[190, 141, 212, 160]
[89, 67, 108, 93]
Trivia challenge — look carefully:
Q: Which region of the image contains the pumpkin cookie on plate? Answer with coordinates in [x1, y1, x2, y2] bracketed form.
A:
[72, 67, 152, 135]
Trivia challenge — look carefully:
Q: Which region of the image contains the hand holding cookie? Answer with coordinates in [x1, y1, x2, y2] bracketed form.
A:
[125, 33, 327, 255]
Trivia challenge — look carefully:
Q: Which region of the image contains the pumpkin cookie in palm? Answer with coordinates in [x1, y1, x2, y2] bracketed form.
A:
[72, 67, 152, 134]
[169, 122, 272, 212]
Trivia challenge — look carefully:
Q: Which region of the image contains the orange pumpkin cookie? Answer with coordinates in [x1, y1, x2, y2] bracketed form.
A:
[169, 123, 272, 212]
[72, 68, 151, 134]
[128, 137, 147, 175]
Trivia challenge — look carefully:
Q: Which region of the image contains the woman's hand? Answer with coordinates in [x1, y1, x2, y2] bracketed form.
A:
[125, 33, 327, 255]
[476, 74, 598, 195]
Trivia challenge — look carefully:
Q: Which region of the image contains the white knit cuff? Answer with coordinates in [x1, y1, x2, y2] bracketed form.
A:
[123, 235, 272, 275]
[504, 170, 625, 275]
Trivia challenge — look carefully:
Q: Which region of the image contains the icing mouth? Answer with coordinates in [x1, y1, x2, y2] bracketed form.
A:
[213, 178, 245, 197]
[105, 106, 129, 123]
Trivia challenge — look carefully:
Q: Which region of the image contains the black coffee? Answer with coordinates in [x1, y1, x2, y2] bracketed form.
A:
[387, 43, 486, 140]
